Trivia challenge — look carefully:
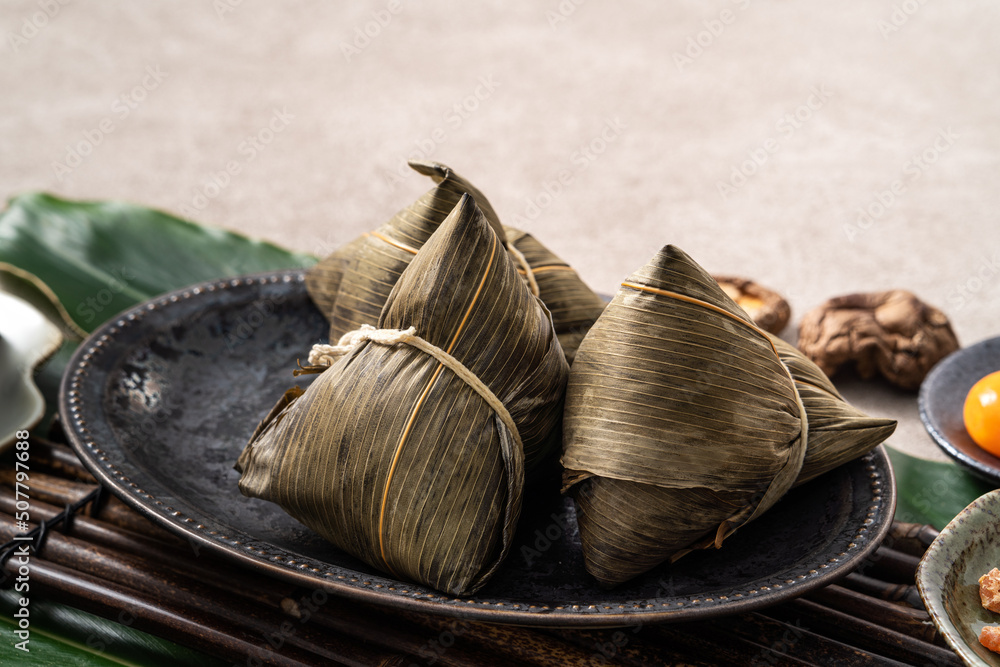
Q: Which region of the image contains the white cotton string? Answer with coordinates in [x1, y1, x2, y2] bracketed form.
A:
[306, 325, 523, 456]
[307, 324, 417, 367]
[506, 242, 540, 298]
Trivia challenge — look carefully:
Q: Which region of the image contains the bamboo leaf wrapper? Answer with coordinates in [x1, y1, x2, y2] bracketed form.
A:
[237, 195, 569, 595]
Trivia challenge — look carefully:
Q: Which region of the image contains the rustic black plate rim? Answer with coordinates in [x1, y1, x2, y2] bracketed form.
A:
[59, 269, 896, 627]
[918, 335, 1000, 485]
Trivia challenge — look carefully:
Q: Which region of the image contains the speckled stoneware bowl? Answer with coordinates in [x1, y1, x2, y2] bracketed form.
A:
[917, 489, 1000, 666]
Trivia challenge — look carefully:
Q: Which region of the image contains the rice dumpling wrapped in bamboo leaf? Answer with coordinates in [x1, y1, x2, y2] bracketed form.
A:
[305, 160, 604, 362]
[562, 245, 895, 587]
[237, 195, 569, 595]
[503, 226, 607, 363]
[771, 334, 896, 486]
[305, 161, 506, 341]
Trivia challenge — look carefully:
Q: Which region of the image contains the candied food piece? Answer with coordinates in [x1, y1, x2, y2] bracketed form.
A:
[797, 290, 959, 390]
[980, 568, 1000, 613]
[981, 625, 1000, 654]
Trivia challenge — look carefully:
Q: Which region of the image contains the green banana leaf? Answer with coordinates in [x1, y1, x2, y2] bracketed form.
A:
[0, 193, 317, 664]
[0, 192, 317, 413]
[887, 446, 994, 530]
[0, 193, 316, 332]
[0, 262, 86, 341]
[0, 589, 226, 667]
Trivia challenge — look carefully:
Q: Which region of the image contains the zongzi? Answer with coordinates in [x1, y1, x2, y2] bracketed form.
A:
[305, 160, 605, 363]
[770, 334, 896, 486]
[503, 226, 608, 363]
[561, 245, 895, 587]
[237, 195, 568, 596]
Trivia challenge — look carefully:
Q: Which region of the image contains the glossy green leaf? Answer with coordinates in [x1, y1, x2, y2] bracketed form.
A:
[0, 590, 226, 667]
[887, 446, 994, 530]
[0, 193, 317, 417]
[0, 262, 86, 341]
[33, 342, 79, 432]
[0, 195, 318, 663]
[0, 291, 63, 449]
[0, 193, 316, 334]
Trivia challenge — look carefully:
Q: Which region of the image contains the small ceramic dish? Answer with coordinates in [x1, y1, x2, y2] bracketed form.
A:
[917, 489, 1000, 666]
[919, 336, 1000, 484]
[0, 291, 63, 450]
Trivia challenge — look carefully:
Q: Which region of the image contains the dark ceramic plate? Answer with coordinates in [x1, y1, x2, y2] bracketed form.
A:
[60, 270, 895, 626]
[919, 336, 1000, 485]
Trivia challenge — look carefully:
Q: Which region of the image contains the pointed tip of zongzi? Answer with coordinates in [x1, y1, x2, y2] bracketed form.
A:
[454, 191, 477, 215]
[623, 245, 754, 324]
[421, 193, 494, 260]
[768, 332, 898, 486]
[407, 159, 449, 181]
[791, 383, 897, 486]
[404, 161, 506, 243]
[381, 192, 529, 359]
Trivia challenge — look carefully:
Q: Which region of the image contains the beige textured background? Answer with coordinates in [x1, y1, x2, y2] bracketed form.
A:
[3, 1, 999, 461]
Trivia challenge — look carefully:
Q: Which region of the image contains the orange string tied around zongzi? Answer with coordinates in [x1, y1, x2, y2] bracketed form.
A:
[305, 323, 525, 570]
[505, 242, 540, 298]
[306, 327, 522, 453]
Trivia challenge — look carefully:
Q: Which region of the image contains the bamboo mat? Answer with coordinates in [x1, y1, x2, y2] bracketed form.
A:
[0, 424, 962, 667]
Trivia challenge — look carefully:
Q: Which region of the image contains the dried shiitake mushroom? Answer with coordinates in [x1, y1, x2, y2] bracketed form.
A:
[797, 290, 959, 390]
[713, 276, 791, 335]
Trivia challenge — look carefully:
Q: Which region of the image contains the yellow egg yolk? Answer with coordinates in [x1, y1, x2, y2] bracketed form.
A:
[965, 370, 1000, 456]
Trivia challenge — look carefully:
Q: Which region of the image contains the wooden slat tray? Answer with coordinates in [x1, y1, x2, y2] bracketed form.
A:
[0, 428, 961, 666]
